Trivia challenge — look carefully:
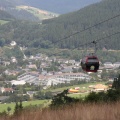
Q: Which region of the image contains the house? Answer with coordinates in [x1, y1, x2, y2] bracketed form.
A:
[104, 62, 113, 68]
[4, 88, 14, 93]
[68, 60, 76, 65]
[61, 67, 73, 73]
[27, 91, 36, 98]
[11, 57, 17, 63]
[0, 87, 13, 93]
[2, 61, 10, 66]
[113, 62, 120, 68]
[75, 62, 80, 67]
[11, 80, 26, 85]
[4, 70, 19, 76]
[26, 64, 37, 69]
[10, 41, 17, 46]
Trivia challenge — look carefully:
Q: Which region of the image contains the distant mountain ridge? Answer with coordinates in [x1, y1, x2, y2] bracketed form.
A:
[14, 0, 102, 14]
[0, 0, 59, 21]
[0, 0, 102, 14]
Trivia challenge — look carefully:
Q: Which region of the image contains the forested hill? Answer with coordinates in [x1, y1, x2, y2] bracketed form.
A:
[0, 10, 14, 20]
[0, 0, 120, 50]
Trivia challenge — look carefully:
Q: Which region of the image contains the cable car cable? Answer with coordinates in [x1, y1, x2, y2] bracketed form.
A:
[47, 14, 120, 46]
[51, 31, 120, 56]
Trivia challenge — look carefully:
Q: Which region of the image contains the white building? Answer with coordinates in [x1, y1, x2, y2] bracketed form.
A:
[10, 41, 17, 46]
[113, 62, 120, 68]
[17, 72, 40, 85]
[104, 62, 113, 68]
[11, 80, 26, 85]
[11, 57, 17, 63]
[40, 73, 91, 87]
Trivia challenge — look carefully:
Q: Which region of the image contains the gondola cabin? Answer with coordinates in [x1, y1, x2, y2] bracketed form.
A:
[81, 55, 99, 72]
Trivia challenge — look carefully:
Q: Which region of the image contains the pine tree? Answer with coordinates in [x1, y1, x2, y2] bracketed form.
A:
[112, 75, 120, 89]
[19, 100, 23, 110]
[14, 102, 19, 114]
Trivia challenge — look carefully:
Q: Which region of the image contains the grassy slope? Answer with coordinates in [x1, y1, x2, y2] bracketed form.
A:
[16, 5, 59, 20]
[0, 100, 47, 114]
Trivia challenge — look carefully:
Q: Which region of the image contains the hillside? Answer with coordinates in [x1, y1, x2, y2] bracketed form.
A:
[0, 0, 58, 21]
[0, 0, 120, 62]
[0, 0, 120, 51]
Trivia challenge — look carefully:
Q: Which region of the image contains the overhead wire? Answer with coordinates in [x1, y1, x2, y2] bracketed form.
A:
[34, 13, 120, 56]
[51, 31, 120, 56]
[49, 14, 120, 45]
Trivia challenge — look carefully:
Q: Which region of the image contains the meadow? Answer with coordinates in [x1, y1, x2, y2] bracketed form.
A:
[0, 100, 47, 114]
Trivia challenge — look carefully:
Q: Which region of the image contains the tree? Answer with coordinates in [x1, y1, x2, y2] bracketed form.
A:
[50, 89, 80, 107]
[112, 75, 120, 90]
[14, 101, 23, 115]
[14, 102, 19, 114]
[19, 100, 23, 109]
[7, 106, 11, 113]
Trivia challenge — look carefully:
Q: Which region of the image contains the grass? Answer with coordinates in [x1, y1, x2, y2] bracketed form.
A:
[49, 81, 106, 92]
[1, 102, 120, 120]
[0, 20, 9, 25]
[16, 6, 58, 20]
[0, 100, 47, 114]
[68, 93, 89, 98]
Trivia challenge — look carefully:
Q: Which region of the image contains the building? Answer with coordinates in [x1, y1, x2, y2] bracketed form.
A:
[104, 62, 113, 68]
[10, 41, 17, 46]
[11, 80, 26, 85]
[17, 72, 40, 85]
[0, 87, 13, 93]
[40, 73, 91, 87]
[113, 62, 120, 68]
[27, 91, 36, 98]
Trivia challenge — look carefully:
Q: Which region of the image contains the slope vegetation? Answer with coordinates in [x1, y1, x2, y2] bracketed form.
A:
[0, 0, 120, 50]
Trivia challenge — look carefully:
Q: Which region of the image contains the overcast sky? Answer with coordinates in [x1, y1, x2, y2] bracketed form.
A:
[23, 0, 102, 14]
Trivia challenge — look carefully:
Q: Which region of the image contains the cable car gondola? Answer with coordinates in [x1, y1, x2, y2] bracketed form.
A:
[81, 55, 99, 72]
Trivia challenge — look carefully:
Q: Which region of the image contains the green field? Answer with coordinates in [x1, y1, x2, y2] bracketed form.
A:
[68, 93, 89, 98]
[48, 81, 106, 92]
[0, 100, 47, 114]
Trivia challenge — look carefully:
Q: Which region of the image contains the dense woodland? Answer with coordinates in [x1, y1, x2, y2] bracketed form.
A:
[0, 10, 14, 21]
[0, 0, 120, 62]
